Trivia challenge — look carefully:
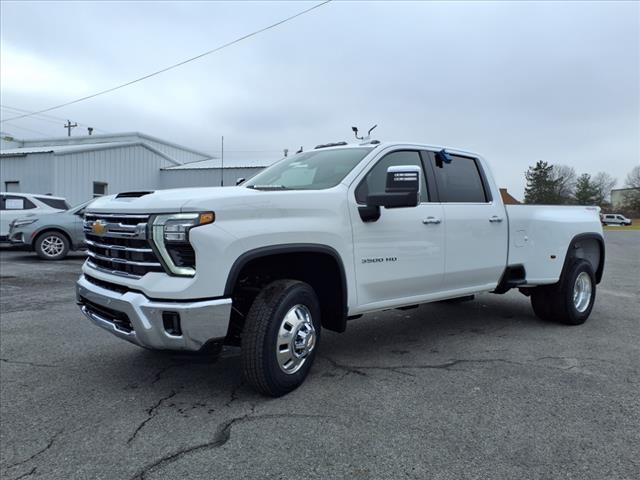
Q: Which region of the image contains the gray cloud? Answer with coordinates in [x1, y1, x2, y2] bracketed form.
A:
[1, 0, 638, 197]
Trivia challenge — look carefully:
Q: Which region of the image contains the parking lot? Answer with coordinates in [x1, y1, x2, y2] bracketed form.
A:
[0, 231, 638, 480]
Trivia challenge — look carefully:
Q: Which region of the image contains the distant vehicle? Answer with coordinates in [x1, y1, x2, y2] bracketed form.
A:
[9, 200, 92, 260]
[0, 193, 70, 242]
[601, 213, 632, 226]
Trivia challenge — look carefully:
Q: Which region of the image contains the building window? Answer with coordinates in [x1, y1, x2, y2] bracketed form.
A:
[93, 182, 108, 198]
[4, 181, 20, 193]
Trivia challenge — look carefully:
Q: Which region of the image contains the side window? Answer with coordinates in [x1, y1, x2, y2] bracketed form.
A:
[355, 150, 428, 204]
[429, 154, 488, 203]
[36, 197, 69, 209]
[3, 196, 35, 210]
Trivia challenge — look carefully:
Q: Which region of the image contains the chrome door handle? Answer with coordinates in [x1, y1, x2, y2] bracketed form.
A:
[422, 217, 441, 225]
[489, 216, 503, 223]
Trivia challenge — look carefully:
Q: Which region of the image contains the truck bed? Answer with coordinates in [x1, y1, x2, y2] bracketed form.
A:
[505, 205, 603, 285]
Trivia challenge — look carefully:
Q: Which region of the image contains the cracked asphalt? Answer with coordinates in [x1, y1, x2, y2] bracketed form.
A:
[1, 231, 639, 480]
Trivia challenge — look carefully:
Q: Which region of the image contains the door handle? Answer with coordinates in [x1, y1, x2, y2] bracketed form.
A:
[489, 216, 503, 223]
[422, 217, 441, 225]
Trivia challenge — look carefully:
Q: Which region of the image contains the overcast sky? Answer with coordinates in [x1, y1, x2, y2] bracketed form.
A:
[1, 0, 638, 197]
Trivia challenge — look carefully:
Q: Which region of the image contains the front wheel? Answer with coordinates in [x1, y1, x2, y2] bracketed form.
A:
[530, 259, 596, 325]
[35, 231, 69, 260]
[241, 279, 321, 397]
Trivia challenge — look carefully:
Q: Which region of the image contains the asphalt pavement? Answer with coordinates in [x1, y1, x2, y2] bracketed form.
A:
[1, 232, 638, 480]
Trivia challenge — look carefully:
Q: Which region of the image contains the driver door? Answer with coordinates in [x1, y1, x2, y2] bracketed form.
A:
[349, 149, 445, 309]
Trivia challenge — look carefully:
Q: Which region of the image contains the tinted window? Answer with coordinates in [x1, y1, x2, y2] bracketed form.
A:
[430, 154, 488, 202]
[36, 197, 69, 209]
[246, 148, 373, 190]
[355, 150, 428, 204]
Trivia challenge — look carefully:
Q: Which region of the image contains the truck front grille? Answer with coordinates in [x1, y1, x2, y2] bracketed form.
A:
[84, 213, 164, 278]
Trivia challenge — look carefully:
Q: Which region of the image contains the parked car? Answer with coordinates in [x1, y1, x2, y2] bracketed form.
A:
[600, 213, 632, 226]
[9, 200, 92, 260]
[77, 142, 604, 396]
[1, 193, 69, 243]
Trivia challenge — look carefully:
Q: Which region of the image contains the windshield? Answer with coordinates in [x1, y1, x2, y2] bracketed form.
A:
[245, 147, 374, 190]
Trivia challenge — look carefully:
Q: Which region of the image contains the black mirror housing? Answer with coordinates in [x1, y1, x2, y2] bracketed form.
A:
[366, 165, 420, 209]
[366, 191, 418, 208]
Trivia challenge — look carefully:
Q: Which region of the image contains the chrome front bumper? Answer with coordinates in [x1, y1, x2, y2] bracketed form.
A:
[76, 275, 232, 351]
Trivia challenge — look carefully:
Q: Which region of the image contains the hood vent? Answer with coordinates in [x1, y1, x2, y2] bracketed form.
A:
[116, 191, 154, 199]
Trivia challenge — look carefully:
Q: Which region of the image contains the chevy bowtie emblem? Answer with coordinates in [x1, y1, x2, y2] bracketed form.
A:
[92, 220, 107, 236]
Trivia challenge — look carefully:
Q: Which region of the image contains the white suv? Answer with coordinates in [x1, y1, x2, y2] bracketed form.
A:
[601, 213, 632, 226]
[0, 193, 69, 241]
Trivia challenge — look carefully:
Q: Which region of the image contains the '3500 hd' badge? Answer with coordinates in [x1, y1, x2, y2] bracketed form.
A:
[361, 257, 397, 264]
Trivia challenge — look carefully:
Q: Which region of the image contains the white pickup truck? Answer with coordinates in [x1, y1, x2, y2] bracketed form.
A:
[76, 141, 605, 396]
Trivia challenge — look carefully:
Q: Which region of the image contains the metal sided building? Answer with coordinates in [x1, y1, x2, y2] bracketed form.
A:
[0, 132, 274, 205]
[159, 157, 269, 189]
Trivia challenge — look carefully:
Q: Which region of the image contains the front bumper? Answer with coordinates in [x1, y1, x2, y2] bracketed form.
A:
[9, 231, 27, 245]
[76, 275, 232, 351]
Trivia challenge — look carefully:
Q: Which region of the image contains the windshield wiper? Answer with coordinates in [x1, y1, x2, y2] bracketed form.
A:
[246, 184, 289, 190]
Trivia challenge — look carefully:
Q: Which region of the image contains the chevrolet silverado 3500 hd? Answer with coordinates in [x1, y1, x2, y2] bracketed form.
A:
[76, 142, 604, 396]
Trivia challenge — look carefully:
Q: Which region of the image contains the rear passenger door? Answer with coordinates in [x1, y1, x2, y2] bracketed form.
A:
[425, 152, 508, 291]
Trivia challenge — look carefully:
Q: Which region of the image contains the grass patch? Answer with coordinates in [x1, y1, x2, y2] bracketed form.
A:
[603, 219, 640, 231]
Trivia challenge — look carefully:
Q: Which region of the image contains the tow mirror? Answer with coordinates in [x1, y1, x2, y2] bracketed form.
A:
[235, 177, 246, 186]
[366, 165, 420, 208]
[359, 165, 421, 222]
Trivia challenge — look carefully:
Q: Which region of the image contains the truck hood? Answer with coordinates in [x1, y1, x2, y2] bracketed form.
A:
[85, 186, 319, 214]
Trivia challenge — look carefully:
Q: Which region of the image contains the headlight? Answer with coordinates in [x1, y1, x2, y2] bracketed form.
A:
[12, 218, 38, 228]
[150, 212, 214, 276]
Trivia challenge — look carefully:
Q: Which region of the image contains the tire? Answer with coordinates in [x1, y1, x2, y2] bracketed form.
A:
[241, 279, 321, 397]
[530, 259, 596, 325]
[35, 231, 70, 260]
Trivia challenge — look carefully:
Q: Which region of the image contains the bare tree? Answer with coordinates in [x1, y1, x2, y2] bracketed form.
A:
[592, 172, 617, 205]
[622, 165, 640, 214]
[626, 165, 640, 188]
[550, 165, 577, 203]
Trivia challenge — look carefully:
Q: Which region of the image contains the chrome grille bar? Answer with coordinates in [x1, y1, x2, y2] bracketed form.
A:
[87, 250, 162, 268]
[86, 260, 142, 279]
[85, 239, 153, 253]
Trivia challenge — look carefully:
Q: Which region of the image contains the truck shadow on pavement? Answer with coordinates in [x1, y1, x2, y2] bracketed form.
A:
[97, 293, 546, 403]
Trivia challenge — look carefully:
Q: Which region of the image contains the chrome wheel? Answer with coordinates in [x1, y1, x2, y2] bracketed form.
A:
[41, 235, 65, 257]
[276, 304, 316, 375]
[573, 271, 592, 313]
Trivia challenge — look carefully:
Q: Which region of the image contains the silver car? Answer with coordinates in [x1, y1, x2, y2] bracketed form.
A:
[8, 200, 93, 260]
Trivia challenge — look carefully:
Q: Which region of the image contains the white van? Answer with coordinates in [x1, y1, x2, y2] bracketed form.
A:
[601, 213, 632, 226]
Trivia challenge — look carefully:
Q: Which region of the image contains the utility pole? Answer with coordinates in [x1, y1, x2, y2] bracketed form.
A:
[220, 136, 224, 187]
[64, 120, 77, 136]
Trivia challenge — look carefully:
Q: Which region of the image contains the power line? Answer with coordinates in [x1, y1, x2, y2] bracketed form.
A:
[2, 122, 49, 137]
[1, 1, 332, 123]
[1, 106, 61, 125]
[0, 104, 110, 133]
